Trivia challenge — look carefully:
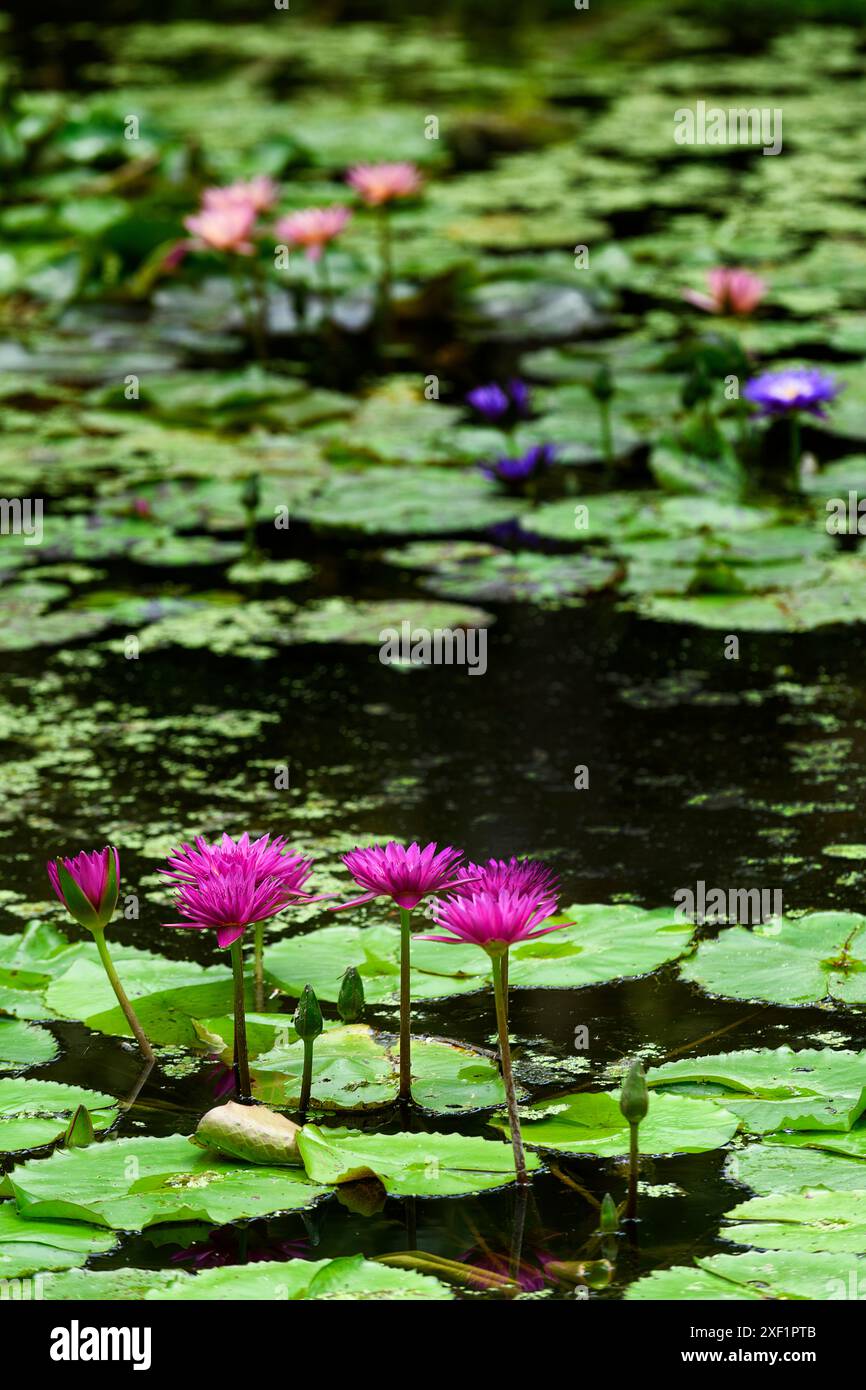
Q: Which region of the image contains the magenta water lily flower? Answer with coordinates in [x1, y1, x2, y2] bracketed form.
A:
[332, 840, 473, 911]
[453, 856, 559, 901]
[421, 877, 566, 1186]
[683, 267, 766, 316]
[203, 176, 278, 215]
[162, 833, 322, 949]
[422, 887, 565, 951]
[46, 846, 153, 1062]
[276, 205, 351, 261]
[47, 846, 120, 934]
[346, 162, 422, 206]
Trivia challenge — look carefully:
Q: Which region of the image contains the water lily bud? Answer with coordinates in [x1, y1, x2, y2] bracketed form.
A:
[619, 1059, 649, 1126]
[591, 363, 614, 402]
[193, 1101, 302, 1165]
[338, 966, 365, 1022]
[599, 1191, 619, 1233]
[47, 846, 120, 935]
[63, 1104, 95, 1148]
[293, 984, 323, 1042]
[241, 472, 261, 513]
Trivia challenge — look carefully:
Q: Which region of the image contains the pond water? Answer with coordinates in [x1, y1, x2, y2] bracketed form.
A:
[3, 4, 866, 1304]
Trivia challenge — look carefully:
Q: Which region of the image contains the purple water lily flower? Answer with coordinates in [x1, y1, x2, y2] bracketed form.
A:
[743, 368, 839, 418]
[481, 444, 554, 486]
[466, 378, 531, 424]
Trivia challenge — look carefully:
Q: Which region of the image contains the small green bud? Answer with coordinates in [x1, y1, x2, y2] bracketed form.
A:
[338, 966, 365, 1023]
[619, 1059, 649, 1126]
[591, 363, 614, 402]
[599, 1191, 619, 1234]
[241, 473, 261, 513]
[293, 984, 323, 1042]
[63, 1104, 95, 1148]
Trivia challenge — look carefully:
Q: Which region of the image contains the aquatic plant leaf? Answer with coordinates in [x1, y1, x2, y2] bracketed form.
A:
[0, 1079, 117, 1153]
[626, 1251, 862, 1302]
[681, 911, 866, 1006]
[649, 1046, 866, 1133]
[3, 1134, 329, 1229]
[507, 903, 694, 988]
[729, 1143, 866, 1195]
[297, 1125, 540, 1194]
[39, 1254, 452, 1301]
[0, 1205, 117, 1280]
[0, 1020, 58, 1072]
[296, 466, 523, 534]
[724, 1191, 866, 1254]
[382, 541, 618, 606]
[492, 1090, 739, 1157]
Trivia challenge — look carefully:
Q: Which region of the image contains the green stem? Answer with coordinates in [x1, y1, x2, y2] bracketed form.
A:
[94, 929, 154, 1062]
[399, 906, 412, 1102]
[491, 950, 530, 1186]
[790, 414, 801, 485]
[299, 1036, 314, 1117]
[253, 920, 265, 1010]
[625, 1120, 639, 1221]
[599, 398, 613, 468]
[230, 939, 252, 1102]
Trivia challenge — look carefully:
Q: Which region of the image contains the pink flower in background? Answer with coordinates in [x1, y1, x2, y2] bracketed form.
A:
[347, 162, 422, 206]
[275, 205, 352, 260]
[162, 832, 327, 949]
[683, 267, 766, 316]
[203, 176, 278, 215]
[420, 887, 566, 952]
[454, 856, 558, 900]
[332, 841, 474, 911]
[47, 846, 120, 934]
[184, 201, 258, 255]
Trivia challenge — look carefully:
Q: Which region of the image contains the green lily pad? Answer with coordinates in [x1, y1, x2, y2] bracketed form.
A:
[507, 903, 694, 988]
[0, 1019, 58, 1072]
[2, 1134, 330, 1230]
[250, 1023, 511, 1113]
[649, 1047, 866, 1133]
[0, 1079, 117, 1153]
[680, 911, 866, 1007]
[297, 1125, 541, 1195]
[724, 1191, 866, 1254]
[284, 597, 493, 648]
[626, 1250, 863, 1302]
[40, 1254, 452, 1301]
[0, 1205, 117, 1280]
[296, 466, 523, 535]
[729, 1143, 866, 1195]
[382, 540, 618, 606]
[492, 1089, 739, 1157]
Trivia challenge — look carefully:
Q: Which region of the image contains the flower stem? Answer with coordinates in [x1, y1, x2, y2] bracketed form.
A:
[299, 1036, 314, 1118]
[625, 1120, 639, 1221]
[599, 398, 614, 468]
[253, 920, 265, 1011]
[790, 414, 801, 485]
[491, 950, 530, 1186]
[93, 929, 154, 1062]
[399, 906, 412, 1102]
[230, 939, 252, 1103]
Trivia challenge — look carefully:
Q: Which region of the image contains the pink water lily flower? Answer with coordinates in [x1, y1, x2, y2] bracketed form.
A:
[454, 856, 558, 900]
[346, 161, 422, 206]
[332, 841, 474, 911]
[47, 846, 120, 934]
[184, 200, 258, 255]
[275, 205, 352, 261]
[162, 832, 327, 949]
[682, 267, 766, 316]
[203, 176, 278, 215]
[421, 887, 566, 953]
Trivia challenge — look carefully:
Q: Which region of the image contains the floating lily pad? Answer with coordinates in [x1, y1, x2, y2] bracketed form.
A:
[680, 911, 866, 1006]
[296, 466, 523, 535]
[297, 1125, 540, 1194]
[626, 1250, 863, 1302]
[0, 1205, 117, 1280]
[507, 903, 694, 989]
[724, 1191, 866, 1254]
[382, 540, 618, 606]
[2, 1134, 330, 1229]
[0, 1079, 117, 1153]
[0, 1020, 58, 1072]
[491, 1090, 739, 1157]
[250, 1023, 511, 1113]
[729, 1143, 866, 1195]
[649, 1047, 866, 1133]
